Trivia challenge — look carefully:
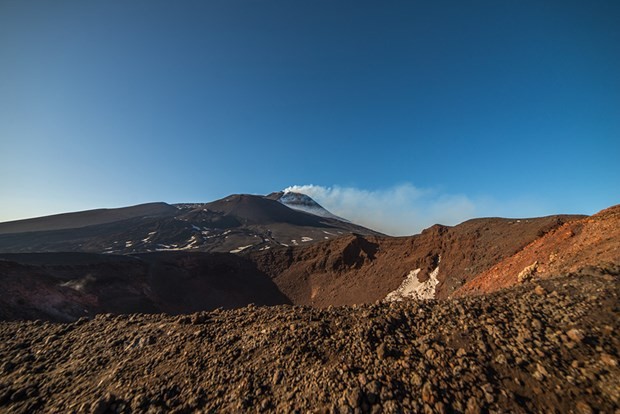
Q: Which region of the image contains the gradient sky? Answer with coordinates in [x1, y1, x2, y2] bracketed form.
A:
[1, 1, 619, 234]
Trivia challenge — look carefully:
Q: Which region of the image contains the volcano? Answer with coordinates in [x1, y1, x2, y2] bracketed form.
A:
[0, 192, 380, 255]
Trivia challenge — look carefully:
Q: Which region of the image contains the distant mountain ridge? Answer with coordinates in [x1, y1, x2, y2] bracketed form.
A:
[0, 203, 177, 235]
[0, 192, 380, 254]
[0, 190, 617, 324]
[3, 206, 616, 322]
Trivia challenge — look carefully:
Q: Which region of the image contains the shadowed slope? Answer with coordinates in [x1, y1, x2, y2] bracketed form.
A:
[0, 203, 177, 235]
[0, 252, 290, 322]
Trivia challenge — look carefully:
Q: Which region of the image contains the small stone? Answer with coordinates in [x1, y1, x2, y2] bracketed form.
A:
[74, 316, 90, 325]
[190, 313, 209, 325]
[434, 401, 446, 414]
[177, 316, 191, 325]
[139, 335, 156, 346]
[77, 402, 91, 414]
[338, 403, 353, 414]
[601, 353, 618, 367]
[10, 388, 27, 402]
[345, 387, 362, 407]
[421, 382, 434, 404]
[534, 285, 546, 295]
[425, 348, 438, 360]
[272, 370, 283, 385]
[456, 348, 467, 357]
[566, 329, 585, 343]
[44, 335, 59, 345]
[92, 393, 113, 414]
[376, 343, 388, 360]
[1, 361, 15, 373]
[575, 401, 593, 414]
[517, 261, 538, 283]
[536, 363, 548, 377]
[366, 390, 378, 405]
[410, 373, 422, 386]
[131, 394, 147, 410]
[465, 396, 481, 414]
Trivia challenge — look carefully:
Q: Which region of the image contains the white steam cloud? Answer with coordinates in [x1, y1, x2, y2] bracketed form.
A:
[284, 183, 478, 236]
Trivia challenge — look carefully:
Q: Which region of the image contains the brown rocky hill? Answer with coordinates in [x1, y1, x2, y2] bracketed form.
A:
[454, 204, 620, 297]
[249, 214, 583, 307]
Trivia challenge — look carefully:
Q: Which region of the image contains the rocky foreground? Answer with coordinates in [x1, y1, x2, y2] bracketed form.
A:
[0, 269, 618, 414]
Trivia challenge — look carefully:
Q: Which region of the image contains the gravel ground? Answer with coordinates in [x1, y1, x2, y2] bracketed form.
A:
[0, 270, 618, 414]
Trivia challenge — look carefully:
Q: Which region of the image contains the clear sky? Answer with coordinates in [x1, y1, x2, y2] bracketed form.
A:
[1, 1, 619, 234]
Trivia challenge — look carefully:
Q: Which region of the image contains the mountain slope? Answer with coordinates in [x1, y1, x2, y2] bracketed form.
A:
[453, 204, 620, 297]
[0, 252, 290, 321]
[0, 194, 379, 254]
[0, 203, 177, 235]
[0, 211, 588, 321]
[1, 200, 617, 321]
[250, 214, 584, 307]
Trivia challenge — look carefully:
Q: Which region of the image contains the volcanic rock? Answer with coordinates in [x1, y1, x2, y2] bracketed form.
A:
[0, 272, 617, 413]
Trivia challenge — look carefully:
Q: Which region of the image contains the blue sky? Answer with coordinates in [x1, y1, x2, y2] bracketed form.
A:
[1, 1, 619, 234]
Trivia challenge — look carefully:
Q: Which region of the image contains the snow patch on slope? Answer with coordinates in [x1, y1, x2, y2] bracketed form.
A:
[61, 275, 96, 292]
[385, 257, 441, 301]
[230, 245, 253, 253]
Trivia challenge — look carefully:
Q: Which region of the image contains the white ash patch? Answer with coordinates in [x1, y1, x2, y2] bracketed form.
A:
[230, 245, 253, 253]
